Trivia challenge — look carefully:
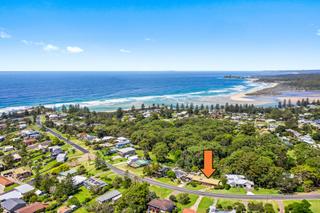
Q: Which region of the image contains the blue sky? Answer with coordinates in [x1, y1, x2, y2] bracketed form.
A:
[1, 0, 320, 71]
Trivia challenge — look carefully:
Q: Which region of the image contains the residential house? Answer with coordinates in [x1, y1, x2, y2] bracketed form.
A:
[299, 134, 315, 144]
[59, 168, 77, 177]
[128, 159, 150, 168]
[173, 168, 191, 182]
[117, 147, 135, 157]
[127, 155, 139, 164]
[1, 198, 26, 212]
[16, 202, 47, 213]
[12, 154, 22, 162]
[49, 146, 63, 158]
[0, 190, 22, 201]
[56, 153, 67, 163]
[96, 190, 122, 204]
[115, 137, 131, 148]
[19, 124, 27, 130]
[14, 184, 35, 195]
[101, 136, 114, 142]
[147, 199, 175, 213]
[0, 136, 5, 142]
[225, 174, 254, 188]
[72, 175, 87, 186]
[183, 209, 197, 213]
[3, 146, 14, 152]
[0, 176, 14, 190]
[13, 167, 32, 180]
[83, 177, 107, 190]
[23, 138, 37, 146]
[186, 174, 219, 186]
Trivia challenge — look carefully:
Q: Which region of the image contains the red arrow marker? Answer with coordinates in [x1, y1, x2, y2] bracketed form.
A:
[201, 150, 216, 178]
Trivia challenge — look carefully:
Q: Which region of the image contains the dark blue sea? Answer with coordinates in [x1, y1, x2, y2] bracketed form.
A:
[0, 71, 274, 112]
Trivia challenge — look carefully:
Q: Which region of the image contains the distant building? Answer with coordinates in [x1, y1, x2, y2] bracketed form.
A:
[96, 190, 122, 204]
[147, 199, 175, 213]
[0, 136, 5, 142]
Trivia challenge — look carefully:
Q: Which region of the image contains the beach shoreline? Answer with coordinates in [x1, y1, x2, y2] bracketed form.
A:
[1, 77, 320, 114]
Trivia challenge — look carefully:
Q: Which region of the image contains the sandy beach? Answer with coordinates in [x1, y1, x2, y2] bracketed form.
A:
[230, 82, 279, 102]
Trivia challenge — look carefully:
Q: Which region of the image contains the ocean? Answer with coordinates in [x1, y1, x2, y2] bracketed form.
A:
[0, 71, 267, 112]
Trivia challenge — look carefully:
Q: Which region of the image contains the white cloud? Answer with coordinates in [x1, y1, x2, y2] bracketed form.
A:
[120, 48, 131, 53]
[43, 44, 59, 52]
[66, 46, 84, 54]
[0, 31, 11, 39]
[21, 40, 45, 46]
[145, 38, 152, 41]
[317, 29, 320, 36]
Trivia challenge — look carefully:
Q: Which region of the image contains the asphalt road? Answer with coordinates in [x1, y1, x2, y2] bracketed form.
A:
[37, 116, 320, 200]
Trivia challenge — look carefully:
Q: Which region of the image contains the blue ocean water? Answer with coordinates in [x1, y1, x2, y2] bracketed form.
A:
[0, 71, 261, 112]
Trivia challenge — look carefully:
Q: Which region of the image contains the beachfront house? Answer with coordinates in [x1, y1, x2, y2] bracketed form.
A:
[96, 190, 122, 204]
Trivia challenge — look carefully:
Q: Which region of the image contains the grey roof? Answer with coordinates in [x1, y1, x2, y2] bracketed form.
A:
[59, 168, 77, 177]
[96, 190, 121, 203]
[0, 190, 22, 201]
[14, 184, 35, 194]
[1, 198, 26, 211]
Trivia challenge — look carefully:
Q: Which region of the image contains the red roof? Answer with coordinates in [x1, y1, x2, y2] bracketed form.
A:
[183, 208, 197, 213]
[0, 176, 14, 187]
[16, 202, 47, 213]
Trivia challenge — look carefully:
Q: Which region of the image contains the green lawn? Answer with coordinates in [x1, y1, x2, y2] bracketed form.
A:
[185, 183, 207, 191]
[211, 187, 246, 194]
[155, 177, 179, 186]
[217, 199, 241, 210]
[149, 185, 172, 198]
[284, 200, 320, 213]
[4, 183, 19, 192]
[252, 188, 279, 195]
[197, 197, 214, 213]
[74, 207, 89, 213]
[115, 164, 145, 176]
[176, 194, 199, 210]
[74, 186, 92, 203]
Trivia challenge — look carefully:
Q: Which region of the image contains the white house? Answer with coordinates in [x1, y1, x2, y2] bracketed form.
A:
[225, 174, 254, 188]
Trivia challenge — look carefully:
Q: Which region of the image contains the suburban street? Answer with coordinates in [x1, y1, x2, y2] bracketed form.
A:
[37, 116, 320, 200]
